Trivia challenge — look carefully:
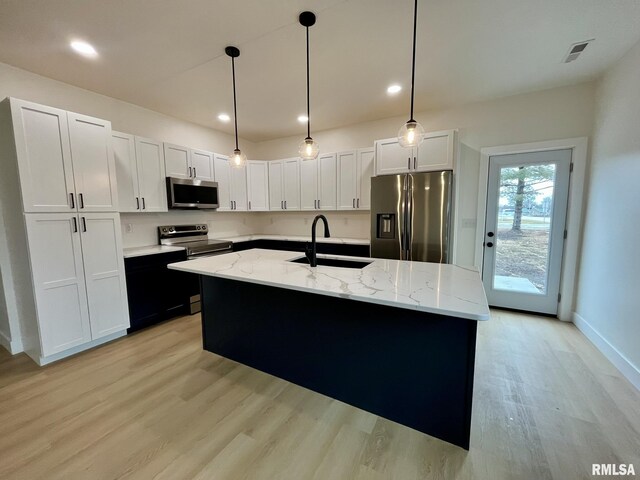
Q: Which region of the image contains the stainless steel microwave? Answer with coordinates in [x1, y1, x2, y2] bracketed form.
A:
[166, 177, 219, 209]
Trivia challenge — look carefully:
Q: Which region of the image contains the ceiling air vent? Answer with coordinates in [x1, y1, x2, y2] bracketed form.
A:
[563, 39, 594, 63]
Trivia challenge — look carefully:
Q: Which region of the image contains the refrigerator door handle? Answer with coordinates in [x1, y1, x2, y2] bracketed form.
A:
[405, 174, 413, 260]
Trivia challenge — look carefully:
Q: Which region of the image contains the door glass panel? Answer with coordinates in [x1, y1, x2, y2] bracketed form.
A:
[493, 163, 556, 294]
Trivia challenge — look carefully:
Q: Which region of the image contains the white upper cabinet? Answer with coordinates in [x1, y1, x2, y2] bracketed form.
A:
[338, 148, 374, 210]
[268, 158, 300, 211]
[113, 132, 139, 212]
[190, 149, 215, 181]
[214, 154, 247, 211]
[299, 154, 336, 211]
[165, 143, 214, 181]
[67, 112, 118, 212]
[300, 158, 318, 211]
[268, 160, 284, 210]
[135, 137, 167, 212]
[79, 212, 130, 339]
[337, 150, 358, 210]
[374, 130, 456, 176]
[357, 148, 375, 210]
[11, 99, 75, 212]
[246, 161, 269, 211]
[114, 133, 167, 212]
[415, 130, 455, 172]
[318, 153, 337, 210]
[25, 213, 91, 356]
[164, 143, 190, 178]
[10, 99, 118, 213]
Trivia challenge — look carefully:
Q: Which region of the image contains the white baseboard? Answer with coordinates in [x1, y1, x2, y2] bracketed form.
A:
[0, 329, 23, 355]
[573, 312, 640, 391]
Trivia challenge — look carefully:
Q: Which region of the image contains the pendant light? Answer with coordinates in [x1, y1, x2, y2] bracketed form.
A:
[397, 0, 425, 148]
[298, 11, 320, 160]
[225, 46, 246, 168]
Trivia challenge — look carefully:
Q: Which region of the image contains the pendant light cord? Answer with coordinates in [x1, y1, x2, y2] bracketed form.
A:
[409, 0, 418, 122]
[306, 25, 311, 139]
[231, 56, 239, 150]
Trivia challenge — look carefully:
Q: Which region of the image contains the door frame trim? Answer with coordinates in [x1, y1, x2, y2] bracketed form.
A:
[475, 137, 588, 321]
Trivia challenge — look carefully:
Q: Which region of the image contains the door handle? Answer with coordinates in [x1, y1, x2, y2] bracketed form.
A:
[284, 200, 287, 209]
[357, 198, 360, 208]
[79, 193, 84, 209]
[189, 166, 192, 177]
[353, 198, 355, 208]
[70, 193, 75, 209]
[193, 167, 197, 178]
[136, 197, 140, 210]
[249, 201, 251, 210]
[142, 197, 146, 210]
[81, 216, 87, 232]
[413, 157, 416, 170]
[314, 199, 316, 209]
[72, 217, 78, 233]
[317, 199, 320, 209]
[407, 157, 410, 170]
[486, 242, 494, 248]
[281, 200, 283, 209]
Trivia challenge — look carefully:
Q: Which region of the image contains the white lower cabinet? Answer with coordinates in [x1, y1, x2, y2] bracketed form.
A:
[25, 212, 129, 360]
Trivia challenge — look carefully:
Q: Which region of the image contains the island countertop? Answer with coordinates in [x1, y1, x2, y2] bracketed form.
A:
[168, 248, 490, 321]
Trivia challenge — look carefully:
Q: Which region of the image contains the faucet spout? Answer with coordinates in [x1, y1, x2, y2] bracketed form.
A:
[306, 215, 331, 267]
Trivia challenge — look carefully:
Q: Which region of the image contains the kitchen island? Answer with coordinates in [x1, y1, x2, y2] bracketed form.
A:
[169, 249, 490, 449]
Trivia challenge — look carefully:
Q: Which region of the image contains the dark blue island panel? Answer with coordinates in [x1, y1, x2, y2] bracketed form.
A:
[200, 275, 478, 449]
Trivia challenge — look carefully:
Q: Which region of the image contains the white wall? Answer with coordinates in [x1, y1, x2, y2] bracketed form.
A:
[255, 83, 596, 265]
[574, 40, 640, 388]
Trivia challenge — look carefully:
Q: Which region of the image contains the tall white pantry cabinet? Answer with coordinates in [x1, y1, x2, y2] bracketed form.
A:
[0, 98, 130, 365]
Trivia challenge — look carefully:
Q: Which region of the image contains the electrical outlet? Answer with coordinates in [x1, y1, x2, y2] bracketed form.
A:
[125, 223, 133, 233]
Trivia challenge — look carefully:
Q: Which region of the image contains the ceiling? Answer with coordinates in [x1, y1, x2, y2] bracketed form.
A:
[1, 0, 639, 141]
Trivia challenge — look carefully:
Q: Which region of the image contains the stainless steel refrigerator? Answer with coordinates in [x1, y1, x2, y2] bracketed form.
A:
[370, 171, 453, 263]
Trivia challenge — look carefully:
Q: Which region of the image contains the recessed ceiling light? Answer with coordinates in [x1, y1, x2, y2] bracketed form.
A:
[387, 84, 402, 95]
[297, 115, 309, 123]
[70, 40, 98, 58]
[218, 113, 230, 122]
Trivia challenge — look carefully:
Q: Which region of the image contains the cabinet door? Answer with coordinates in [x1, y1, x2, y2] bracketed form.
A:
[231, 165, 248, 211]
[337, 150, 358, 210]
[25, 213, 91, 356]
[214, 154, 232, 211]
[357, 148, 375, 210]
[415, 130, 455, 172]
[318, 153, 337, 210]
[135, 137, 167, 212]
[113, 132, 140, 212]
[299, 158, 318, 211]
[164, 143, 190, 179]
[246, 161, 269, 211]
[268, 161, 284, 210]
[375, 138, 412, 175]
[11, 99, 75, 212]
[282, 158, 301, 210]
[67, 112, 118, 212]
[190, 149, 215, 181]
[79, 213, 130, 338]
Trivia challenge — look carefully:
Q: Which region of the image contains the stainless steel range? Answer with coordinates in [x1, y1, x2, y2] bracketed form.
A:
[159, 224, 232, 313]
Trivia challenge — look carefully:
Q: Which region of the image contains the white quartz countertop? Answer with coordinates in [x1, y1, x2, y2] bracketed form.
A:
[168, 248, 490, 321]
[214, 234, 369, 245]
[123, 245, 185, 258]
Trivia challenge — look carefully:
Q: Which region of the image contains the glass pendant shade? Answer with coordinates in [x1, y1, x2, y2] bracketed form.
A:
[298, 137, 320, 160]
[230, 148, 246, 168]
[397, 120, 425, 148]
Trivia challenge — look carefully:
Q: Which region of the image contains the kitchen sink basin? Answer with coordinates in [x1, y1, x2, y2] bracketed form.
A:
[289, 256, 372, 269]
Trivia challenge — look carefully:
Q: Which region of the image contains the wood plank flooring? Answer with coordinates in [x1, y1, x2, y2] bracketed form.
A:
[0, 310, 638, 479]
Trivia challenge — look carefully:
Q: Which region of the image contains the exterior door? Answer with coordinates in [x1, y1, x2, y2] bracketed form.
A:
[67, 112, 118, 212]
[25, 213, 91, 356]
[481, 149, 571, 315]
[79, 213, 130, 338]
[11, 99, 76, 212]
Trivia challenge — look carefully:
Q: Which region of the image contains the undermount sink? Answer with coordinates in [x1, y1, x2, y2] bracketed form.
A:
[289, 256, 372, 269]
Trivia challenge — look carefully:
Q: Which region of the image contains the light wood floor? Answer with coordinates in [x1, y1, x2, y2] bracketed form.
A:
[1, 310, 638, 480]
